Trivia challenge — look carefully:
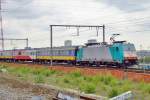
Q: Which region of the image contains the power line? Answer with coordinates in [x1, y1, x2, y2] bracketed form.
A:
[53, 26, 104, 38]
[107, 24, 149, 31]
[105, 16, 150, 25]
[107, 28, 150, 34]
[54, 28, 93, 38]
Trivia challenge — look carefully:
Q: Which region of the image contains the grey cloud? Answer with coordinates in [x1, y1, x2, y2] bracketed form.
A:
[4, 0, 52, 19]
[11, 0, 33, 5]
[2, 0, 150, 49]
[96, 0, 150, 12]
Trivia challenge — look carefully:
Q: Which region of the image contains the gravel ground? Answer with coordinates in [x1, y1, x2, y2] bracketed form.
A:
[0, 73, 107, 100]
[0, 73, 57, 100]
[0, 86, 33, 100]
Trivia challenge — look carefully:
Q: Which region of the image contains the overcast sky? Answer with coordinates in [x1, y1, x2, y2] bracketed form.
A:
[1, 0, 150, 50]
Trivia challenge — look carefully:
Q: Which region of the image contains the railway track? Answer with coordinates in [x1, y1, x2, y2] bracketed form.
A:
[0, 61, 150, 74]
[51, 63, 150, 74]
[79, 66, 150, 74]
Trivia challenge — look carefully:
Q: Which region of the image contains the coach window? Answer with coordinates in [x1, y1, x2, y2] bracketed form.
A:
[47, 50, 50, 55]
[65, 50, 67, 55]
[46, 49, 48, 55]
[42, 50, 44, 56]
[44, 49, 46, 55]
[58, 50, 60, 55]
[62, 50, 64, 56]
[63, 50, 66, 55]
[42, 49, 44, 56]
[69, 50, 72, 55]
[31, 52, 34, 55]
[44, 50, 46, 56]
[63, 50, 65, 56]
[55, 51, 57, 56]
[60, 50, 62, 55]
[46, 49, 49, 55]
[37, 51, 40, 56]
[56, 51, 58, 56]
[62, 50, 64, 55]
[43, 50, 46, 56]
[43, 50, 45, 55]
[18, 51, 21, 55]
[52, 50, 54, 56]
[55, 50, 57, 56]
[60, 50, 62, 56]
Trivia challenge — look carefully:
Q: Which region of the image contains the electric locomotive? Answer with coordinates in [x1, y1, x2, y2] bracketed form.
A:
[76, 40, 137, 66]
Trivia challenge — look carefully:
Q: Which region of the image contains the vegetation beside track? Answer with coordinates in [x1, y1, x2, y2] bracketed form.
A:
[0, 63, 150, 99]
[139, 56, 150, 63]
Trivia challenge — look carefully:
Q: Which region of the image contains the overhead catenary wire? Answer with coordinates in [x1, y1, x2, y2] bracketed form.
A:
[53, 26, 104, 38]
[107, 29, 150, 34]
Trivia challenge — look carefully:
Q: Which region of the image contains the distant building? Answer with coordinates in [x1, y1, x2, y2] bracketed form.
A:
[64, 40, 72, 47]
[136, 50, 150, 58]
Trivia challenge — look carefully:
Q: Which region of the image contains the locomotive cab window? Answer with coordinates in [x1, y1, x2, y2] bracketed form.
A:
[128, 47, 130, 51]
[116, 47, 119, 51]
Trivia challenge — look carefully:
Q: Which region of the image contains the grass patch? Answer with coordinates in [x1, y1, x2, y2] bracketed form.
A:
[69, 71, 81, 78]
[41, 69, 56, 77]
[34, 74, 44, 83]
[108, 88, 119, 98]
[31, 68, 42, 75]
[138, 82, 150, 94]
[1, 63, 150, 99]
[18, 67, 31, 74]
[63, 77, 70, 84]
[80, 82, 96, 93]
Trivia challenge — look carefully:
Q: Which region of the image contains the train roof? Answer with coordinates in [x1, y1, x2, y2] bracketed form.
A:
[0, 45, 79, 52]
[113, 41, 126, 43]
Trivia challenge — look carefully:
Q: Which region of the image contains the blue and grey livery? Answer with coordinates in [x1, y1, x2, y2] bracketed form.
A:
[76, 41, 137, 66]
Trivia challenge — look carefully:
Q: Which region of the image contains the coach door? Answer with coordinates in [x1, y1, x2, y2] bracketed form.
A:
[30, 50, 37, 59]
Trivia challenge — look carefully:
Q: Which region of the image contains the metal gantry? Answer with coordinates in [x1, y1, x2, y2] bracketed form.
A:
[49, 24, 106, 66]
[0, 38, 29, 49]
